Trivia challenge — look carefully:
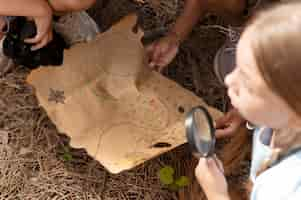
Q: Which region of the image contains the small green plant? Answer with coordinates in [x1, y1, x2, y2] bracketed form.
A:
[158, 166, 190, 191]
[61, 146, 73, 162]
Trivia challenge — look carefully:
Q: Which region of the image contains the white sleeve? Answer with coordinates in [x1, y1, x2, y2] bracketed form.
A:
[287, 187, 301, 200]
[250, 155, 301, 200]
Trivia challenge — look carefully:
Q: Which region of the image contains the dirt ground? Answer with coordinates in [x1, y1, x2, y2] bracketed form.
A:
[0, 0, 251, 199]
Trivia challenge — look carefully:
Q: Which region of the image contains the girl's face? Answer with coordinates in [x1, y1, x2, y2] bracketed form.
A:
[225, 31, 295, 129]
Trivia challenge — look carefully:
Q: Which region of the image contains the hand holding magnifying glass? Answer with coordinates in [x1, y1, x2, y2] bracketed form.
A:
[195, 156, 228, 200]
[185, 106, 224, 172]
[185, 106, 229, 199]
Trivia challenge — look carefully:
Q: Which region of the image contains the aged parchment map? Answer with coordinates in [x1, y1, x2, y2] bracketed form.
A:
[27, 14, 222, 174]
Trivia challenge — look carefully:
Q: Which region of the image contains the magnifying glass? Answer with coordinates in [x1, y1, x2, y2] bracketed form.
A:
[185, 106, 216, 158]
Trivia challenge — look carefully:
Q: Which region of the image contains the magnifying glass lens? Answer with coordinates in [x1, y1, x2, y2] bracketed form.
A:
[193, 110, 212, 142]
[186, 106, 216, 158]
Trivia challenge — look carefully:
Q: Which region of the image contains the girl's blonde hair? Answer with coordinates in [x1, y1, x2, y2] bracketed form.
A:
[246, 2, 301, 177]
[248, 2, 301, 117]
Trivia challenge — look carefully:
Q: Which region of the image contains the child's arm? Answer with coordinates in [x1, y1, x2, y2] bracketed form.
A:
[171, 0, 206, 43]
[196, 157, 231, 200]
[146, 0, 206, 72]
[0, 0, 53, 50]
[0, 0, 52, 18]
[48, 0, 96, 13]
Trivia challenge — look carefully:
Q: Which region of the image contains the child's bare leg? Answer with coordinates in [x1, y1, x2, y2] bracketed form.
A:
[206, 0, 246, 23]
[48, 0, 96, 13]
[207, 0, 246, 15]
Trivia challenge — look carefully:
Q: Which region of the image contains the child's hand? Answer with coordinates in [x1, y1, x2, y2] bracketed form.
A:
[24, 9, 53, 51]
[0, 16, 7, 39]
[195, 157, 229, 200]
[146, 32, 180, 72]
[215, 108, 246, 138]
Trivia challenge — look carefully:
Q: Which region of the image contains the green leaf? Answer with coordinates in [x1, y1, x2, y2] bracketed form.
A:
[159, 166, 175, 185]
[62, 152, 73, 162]
[168, 183, 180, 191]
[175, 176, 190, 187]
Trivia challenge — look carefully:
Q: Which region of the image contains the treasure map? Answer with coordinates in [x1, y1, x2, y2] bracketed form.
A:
[27, 14, 222, 174]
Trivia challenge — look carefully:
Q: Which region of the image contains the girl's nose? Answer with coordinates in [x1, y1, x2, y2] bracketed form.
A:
[225, 70, 235, 88]
[225, 69, 240, 97]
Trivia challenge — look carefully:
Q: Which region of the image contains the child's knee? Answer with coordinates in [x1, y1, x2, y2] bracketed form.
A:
[70, 0, 96, 10]
[57, 0, 96, 11]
